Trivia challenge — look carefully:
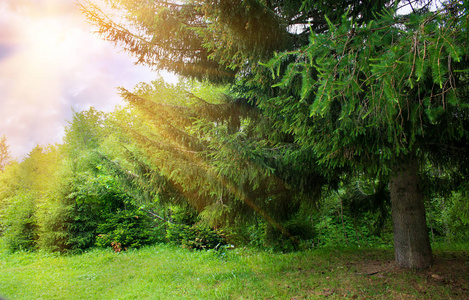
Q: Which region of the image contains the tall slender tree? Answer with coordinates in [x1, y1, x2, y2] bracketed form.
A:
[0, 135, 11, 172]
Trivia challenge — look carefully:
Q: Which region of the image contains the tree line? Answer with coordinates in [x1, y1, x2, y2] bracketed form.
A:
[1, 77, 467, 257]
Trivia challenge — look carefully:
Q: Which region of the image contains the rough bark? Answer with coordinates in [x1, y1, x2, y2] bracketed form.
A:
[389, 158, 433, 269]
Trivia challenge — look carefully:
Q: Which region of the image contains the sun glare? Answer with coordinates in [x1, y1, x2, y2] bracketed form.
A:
[24, 18, 67, 62]
[0, 0, 159, 157]
[0, 3, 83, 154]
[9, 16, 69, 107]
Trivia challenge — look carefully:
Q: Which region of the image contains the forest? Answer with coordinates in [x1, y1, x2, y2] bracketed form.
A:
[0, 0, 468, 279]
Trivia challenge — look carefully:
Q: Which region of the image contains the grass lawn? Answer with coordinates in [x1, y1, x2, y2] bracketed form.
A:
[0, 244, 467, 299]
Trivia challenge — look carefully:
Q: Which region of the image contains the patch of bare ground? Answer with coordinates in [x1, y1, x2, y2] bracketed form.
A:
[289, 250, 468, 299]
[349, 252, 469, 299]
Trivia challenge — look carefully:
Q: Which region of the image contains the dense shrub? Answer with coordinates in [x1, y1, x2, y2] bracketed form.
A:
[167, 222, 225, 250]
[36, 195, 75, 253]
[95, 209, 157, 251]
[1, 193, 38, 252]
[164, 205, 225, 250]
[426, 192, 469, 243]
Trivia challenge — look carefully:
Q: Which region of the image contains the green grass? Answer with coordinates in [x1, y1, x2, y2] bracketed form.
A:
[0, 244, 467, 299]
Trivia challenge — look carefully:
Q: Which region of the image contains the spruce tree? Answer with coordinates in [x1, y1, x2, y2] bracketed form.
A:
[261, 3, 469, 268]
[111, 79, 328, 242]
[78, 0, 392, 81]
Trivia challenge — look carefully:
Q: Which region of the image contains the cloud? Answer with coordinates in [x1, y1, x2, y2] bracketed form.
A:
[0, 0, 157, 159]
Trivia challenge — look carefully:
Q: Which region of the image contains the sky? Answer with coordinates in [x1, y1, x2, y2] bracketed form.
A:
[0, 0, 172, 159]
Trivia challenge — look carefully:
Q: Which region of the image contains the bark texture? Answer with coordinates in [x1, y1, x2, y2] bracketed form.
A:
[389, 159, 433, 269]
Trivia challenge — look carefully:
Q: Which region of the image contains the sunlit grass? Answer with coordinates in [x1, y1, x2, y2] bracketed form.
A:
[0, 244, 467, 299]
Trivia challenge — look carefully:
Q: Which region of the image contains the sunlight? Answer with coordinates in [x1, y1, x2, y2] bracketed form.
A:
[0, 7, 79, 154]
[24, 18, 68, 64]
[10, 16, 67, 124]
[12, 17, 66, 96]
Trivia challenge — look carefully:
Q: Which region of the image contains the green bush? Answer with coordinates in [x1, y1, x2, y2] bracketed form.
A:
[182, 223, 225, 250]
[95, 209, 157, 251]
[1, 193, 38, 252]
[166, 222, 225, 250]
[36, 195, 75, 253]
[243, 219, 315, 252]
[426, 191, 469, 243]
[163, 205, 226, 250]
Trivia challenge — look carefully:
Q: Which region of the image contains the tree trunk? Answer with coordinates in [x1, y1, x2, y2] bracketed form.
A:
[389, 158, 432, 269]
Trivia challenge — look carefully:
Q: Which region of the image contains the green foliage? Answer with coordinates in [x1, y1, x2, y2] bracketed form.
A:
[51, 108, 157, 252]
[79, 0, 235, 82]
[5, 1, 468, 261]
[167, 222, 226, 250]
[111, 78, 325, 247]
[254, 4, 468, 266]
[80, 0, 393, 82]
[0, 161, 19, 207]
[313, 191, 392, 249]
[252, 219, 317, 252]
[1, 193, 38, 252]
[342, 181, 391, 236]
[36, 193, 75, 253]
[95, 209, 157, 250]
[0, 145, 62, 252]
[426, 191, 469, 243]
[262, 5, 469, 175]
[164, 205, 225, 250]
[63, 170, 152, 251]
[1, 105, 227, 253]
[79, 0, 451, 258]
[39, 109, 109, 251]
